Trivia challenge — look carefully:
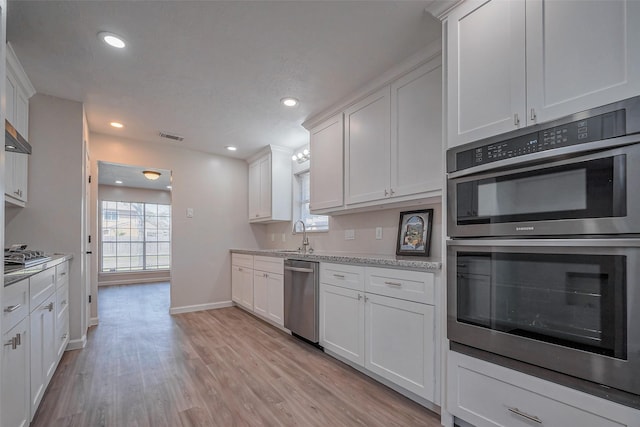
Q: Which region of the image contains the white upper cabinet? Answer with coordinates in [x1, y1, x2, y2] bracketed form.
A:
[391, 59, 443, 198]
[309, 114, 344, 212]
[446, 0, 640, 148]
[525, 0, 640, 124]
[247, 145, 292, 223]
[447, 0, 526, 147]
[345, 87, 391, 205]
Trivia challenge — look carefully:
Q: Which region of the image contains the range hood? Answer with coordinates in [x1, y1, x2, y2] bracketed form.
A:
[5, 120, 31, 154]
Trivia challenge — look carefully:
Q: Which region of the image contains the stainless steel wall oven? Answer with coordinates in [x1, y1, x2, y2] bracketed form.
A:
[446, 96, 640, 408]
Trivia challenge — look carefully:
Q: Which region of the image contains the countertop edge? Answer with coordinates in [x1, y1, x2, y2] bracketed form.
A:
[4, 254, 74, 287]
[230, 249, 442, 271]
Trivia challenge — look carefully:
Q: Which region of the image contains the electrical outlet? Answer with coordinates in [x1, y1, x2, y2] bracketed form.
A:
[344, 229, 355, 240]
[282, 233, 286, 242]
[186, 208, 194, 218]
[375, 227, 383, 240]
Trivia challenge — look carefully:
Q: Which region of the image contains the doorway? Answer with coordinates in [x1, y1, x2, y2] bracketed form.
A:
[93, 161, 172, 322]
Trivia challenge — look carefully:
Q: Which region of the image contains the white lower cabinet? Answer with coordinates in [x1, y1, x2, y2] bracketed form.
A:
[30, 292, 56, 418]
[364, 293, 434, 401]
[2, 316, 30, 427]
[319, 263, 437, 403]
[232, 254, 284, 327]
[448, 351, 640, 427]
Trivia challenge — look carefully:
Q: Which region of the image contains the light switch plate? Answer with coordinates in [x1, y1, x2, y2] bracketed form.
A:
[186, 208, 194, 218]
[344, 229, 355, 240]
[375, 227, 383, 240]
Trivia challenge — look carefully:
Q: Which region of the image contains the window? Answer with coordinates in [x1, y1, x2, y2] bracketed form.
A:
[295, 171, 329, 232]
[101, 201, 171, 272]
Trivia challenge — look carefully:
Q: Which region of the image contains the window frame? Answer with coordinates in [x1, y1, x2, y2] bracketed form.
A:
[293, 169, 329, 233]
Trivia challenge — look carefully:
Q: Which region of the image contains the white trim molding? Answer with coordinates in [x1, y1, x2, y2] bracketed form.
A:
[89, 317, 99, 327]
[66, 335, 88, 351]
[169, 300, 234, 315]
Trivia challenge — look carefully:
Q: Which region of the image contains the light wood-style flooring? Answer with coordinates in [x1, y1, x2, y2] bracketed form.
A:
[31, 282, 441, 426]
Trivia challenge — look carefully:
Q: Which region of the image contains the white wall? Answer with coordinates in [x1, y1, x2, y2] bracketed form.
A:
[5, 94, 86, 345]
[89, 133, 266, 318]
[97, 184, 172, 287]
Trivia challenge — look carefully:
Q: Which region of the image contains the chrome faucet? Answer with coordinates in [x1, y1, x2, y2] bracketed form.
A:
[293, 219, 311, 254]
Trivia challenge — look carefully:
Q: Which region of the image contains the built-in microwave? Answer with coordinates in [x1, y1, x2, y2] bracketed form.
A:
[447, 239, 640, 407]
[447, 96, 640, 238]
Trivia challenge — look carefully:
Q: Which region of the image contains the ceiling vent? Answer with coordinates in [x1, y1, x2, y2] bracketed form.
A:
[158, 131, 184, 142]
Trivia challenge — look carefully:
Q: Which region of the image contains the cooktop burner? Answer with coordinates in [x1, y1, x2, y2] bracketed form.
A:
[4, 245, 51, 267]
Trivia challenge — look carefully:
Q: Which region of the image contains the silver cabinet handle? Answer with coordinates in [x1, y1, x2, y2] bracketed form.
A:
[530, 108, 537, 122]
[4, 337, 17, 350]
[284, 266, 314, 273]
[60, 272, 67, 277]
[13, 190, 19, 196]
[384, 281, 402, 287]
[384, 189, 389, 197]
[390, 188, 395, 195]
[357, 293, 362, 300]
[4, 304, 21, 313]
[15, 333, 21, 346]
[42, 302, 54, 312]
[364, 295, 369, 302]
[507, 407, 542, 424]
[333, 274, 345, 279]
[514, 113, 520, 126]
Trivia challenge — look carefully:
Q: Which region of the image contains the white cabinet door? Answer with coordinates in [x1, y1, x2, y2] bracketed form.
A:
[526, 0, 640, 125]
[364, 293, 435, 401]
[5, 73, 16, 125]
[390, 60, 442, 198]
[266, 273, 284, 326]
[258, 155, 272, 218]
[345, 87, 391, 204]
[447, 0, 527, 147]
[5, 151, 17, 202]
[310, 114, 344, 211]
[16, 91, 29, 139]
[231, 265, 242, 304]
[239, 267, 254, 310]
[2, 317, 30, 427]
[253, 271, 268, 318]
[30, 294, 56, 418]
[248, 161, 261, 220]
[320, 283, 365, 366]
[13, 153, 28, 203]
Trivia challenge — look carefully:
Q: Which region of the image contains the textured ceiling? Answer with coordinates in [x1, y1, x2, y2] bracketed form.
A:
[7, 1, 441, 159]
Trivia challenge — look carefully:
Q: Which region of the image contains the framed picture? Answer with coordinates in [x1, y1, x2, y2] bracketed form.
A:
[396, 209, 433, 257]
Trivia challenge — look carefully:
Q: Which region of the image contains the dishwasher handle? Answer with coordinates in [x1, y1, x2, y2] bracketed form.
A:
[284, 266, 315, 273]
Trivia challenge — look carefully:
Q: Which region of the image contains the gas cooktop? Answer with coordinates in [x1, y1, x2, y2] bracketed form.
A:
[4, 244, 51, 268]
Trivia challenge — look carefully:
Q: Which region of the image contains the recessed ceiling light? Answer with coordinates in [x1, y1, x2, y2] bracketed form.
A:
[166, 185, 172, 189]
[98, 32, 126, 49]
[110, 122, 124, 128]
[281, 97, 299, 107]
[226, 146, 237, 151]
[115, 180, 123, 184]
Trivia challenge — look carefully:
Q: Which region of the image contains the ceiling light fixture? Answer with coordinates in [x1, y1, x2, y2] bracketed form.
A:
[291, 148, 310, 163]
[225, 146, 237, 151]
[142, 170, 161, 180]
[110, 122, 124, 128]
[115, 180, 123, 184]
[281, 97, 299, 107]
[98, 32, 126, 49]
[166, 185, 172, 190]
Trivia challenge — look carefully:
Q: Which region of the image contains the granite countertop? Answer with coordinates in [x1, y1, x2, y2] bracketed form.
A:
[231, 249, 442, 271]
[4, 254, 74, 287]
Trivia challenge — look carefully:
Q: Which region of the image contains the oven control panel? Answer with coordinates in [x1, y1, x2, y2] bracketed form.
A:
[454, 109, 626, 171]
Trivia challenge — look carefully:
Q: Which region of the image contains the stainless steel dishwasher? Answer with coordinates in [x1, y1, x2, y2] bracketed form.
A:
[284, 259, 319, 344]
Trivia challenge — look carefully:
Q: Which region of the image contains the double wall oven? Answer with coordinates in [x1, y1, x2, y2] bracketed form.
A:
[446, 96, 640, 407]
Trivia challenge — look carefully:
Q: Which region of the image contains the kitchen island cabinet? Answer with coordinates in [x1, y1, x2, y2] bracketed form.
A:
[446, 0, 640, 147]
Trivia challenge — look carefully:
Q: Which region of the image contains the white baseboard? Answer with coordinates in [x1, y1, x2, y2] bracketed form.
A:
[169, 300, 233, 315]
[89, 317, 99, 327]
[98, 277, 170, 287]
[66, 335, 87, 350]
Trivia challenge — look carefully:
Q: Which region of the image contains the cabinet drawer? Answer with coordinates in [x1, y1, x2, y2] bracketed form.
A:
[29, 269, 56, 312]
[365, 267, 434, 304]
[449, 352, 638, 427]
[56, 282, 69, 321]
[254, 256, 283, 275]
[231, 253, 253, 269]
[3, 279, 29, 333]
[320, 263, 364, 291]
[55, 262, 69, 288]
